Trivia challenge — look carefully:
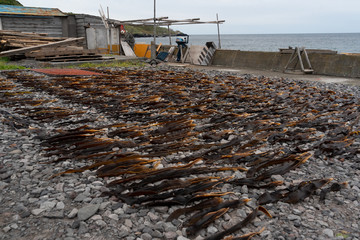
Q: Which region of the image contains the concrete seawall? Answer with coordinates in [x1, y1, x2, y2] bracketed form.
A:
[211, 49, 360, 78]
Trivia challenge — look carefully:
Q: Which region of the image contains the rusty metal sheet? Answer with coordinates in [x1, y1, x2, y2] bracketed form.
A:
[0, 5, 66, 17]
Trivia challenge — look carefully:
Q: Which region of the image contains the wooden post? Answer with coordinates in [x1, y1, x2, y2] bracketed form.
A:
[297, 47, 305, 72]
[154, 0, 156, 44]
[107, 7, 112, 54]
[152, 0, 157, 60]
[168, 25, 172, 45]
[216, 13, 221, 49]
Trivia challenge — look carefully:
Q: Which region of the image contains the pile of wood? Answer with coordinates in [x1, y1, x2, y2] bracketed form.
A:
[0, 30, 109, 62]
[25, 45, 103, 62]
[0, 30, 67, 51]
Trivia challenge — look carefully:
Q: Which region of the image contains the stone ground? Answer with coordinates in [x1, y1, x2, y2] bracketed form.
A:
[0, 61, 359, 240]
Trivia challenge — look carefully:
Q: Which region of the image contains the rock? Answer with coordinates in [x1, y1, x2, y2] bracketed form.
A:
[154, 206, 168, 213]
[78, 221, 88, 234]
[292, 209, 303, 215]
[111, 202, 123, 211]
[141, 233, 152, 240]
[77, 204, 100, 221]
[154, 221, 164, 231]
[3, 226, 11, 233]
[108, 213, 119, 221]
[71, 220, 80, 229]
[90, 215, 102, 221]
[207, 226, 218, 234]
[90, 198, 103, 204]
[10, 223, 18, 229]
[100, 201, 111, 210]
[151, 230, 163, 238]
[74, 193, 87, 202]
[317, 220, 329, 227]
[96, 220, 107, 227]
[322, 228, 334, 238]
[0, 181, 9, 190]
[148, 212, 159, 221]
[44, 210, 64, 219]
[56, 201, 65, 210]
[164, 222, 177, 232]
[0, 172, 13, 180]
[287, 214, 301, 221]
[55, 183, 64, 192]
[114, 207, 124, 215]
[14, 204, 31, 218]
[9, 149, 22, 154]
[125, 219, 133, 228]
[31, 208, 45, 216]
[164, 231, 177, 240]
[241, 185, 248, 194]
[177, 236, 190, 240]
[68, 208, 78, 219]
[118, 225, 130, 238]
[272, 174, 284, 181]
[67, 191, 77, 200]
[40, 201, 56, 210]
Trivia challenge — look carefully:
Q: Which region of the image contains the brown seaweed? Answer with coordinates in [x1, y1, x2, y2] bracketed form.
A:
[116, 178, 231, 206]
[184, 199, 250, 228]
[258, 178, 334, 205]
[166, 198, 223, 222]
[319, 182, 348, 201]
[224, 227, 265, 240]
[205, 206, 272, 240]
[186, 208, 229, 237]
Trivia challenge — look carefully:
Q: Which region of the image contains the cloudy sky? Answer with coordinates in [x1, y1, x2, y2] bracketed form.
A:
[20, 0, 360, 34]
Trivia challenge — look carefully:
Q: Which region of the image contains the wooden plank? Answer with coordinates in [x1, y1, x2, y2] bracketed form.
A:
[50, 57, 105, 62]
[27, 49, 96, 58]
[37, 54, 103, 61]
[0, 37, 85, 57]
[1, 17, 64, 38]
[121, 41, 136, 57]
[280, 48, 337, 55]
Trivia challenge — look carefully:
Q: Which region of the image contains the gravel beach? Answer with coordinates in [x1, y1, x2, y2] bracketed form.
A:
[0, 64, 359, 240]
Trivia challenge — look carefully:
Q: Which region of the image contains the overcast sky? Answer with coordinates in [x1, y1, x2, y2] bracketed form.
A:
[20, 0, 360, 34]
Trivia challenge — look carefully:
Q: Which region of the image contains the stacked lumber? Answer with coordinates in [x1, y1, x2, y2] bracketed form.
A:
[0, 30, 110, 62]
[26, 45, 104, 62]
[0, 30, 67, 51]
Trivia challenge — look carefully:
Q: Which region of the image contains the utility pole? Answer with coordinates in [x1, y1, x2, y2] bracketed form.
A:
[216, 13, 221, 49]
[154, 0, 156, 45]
[151, 0, 157, 60]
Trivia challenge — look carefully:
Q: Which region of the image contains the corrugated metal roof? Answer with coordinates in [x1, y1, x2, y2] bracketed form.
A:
[0, 5, 66, 17]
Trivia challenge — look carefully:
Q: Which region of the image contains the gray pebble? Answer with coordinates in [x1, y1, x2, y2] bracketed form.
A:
[288, 214, 301, 221]
[44, 210, 64, 219]
[164, 231, 177, 240]
[67, 208, 78, 219]
[78, 221, 88, 234]
[322, 228, 334, 238]
[141, 233, 152, 240]
[77, 204, 100, 221]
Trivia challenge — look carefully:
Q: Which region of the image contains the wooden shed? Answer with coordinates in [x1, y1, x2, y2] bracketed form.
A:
[0, 5, 76, 37]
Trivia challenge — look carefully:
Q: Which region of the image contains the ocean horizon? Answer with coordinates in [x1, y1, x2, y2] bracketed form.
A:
[135, 32, 360, 53]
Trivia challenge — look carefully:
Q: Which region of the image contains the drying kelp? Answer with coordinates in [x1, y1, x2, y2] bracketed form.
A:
[223, 228, 265, 240]
[1, 68, 358, 239]
[205, 206, 272, 240]
[257, 178, 345, 205]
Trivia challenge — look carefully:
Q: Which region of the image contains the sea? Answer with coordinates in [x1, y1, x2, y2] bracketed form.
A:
[135, 33, 360, 53]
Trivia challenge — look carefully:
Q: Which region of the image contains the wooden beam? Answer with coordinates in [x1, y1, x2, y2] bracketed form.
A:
[0, 37, 85, 57]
